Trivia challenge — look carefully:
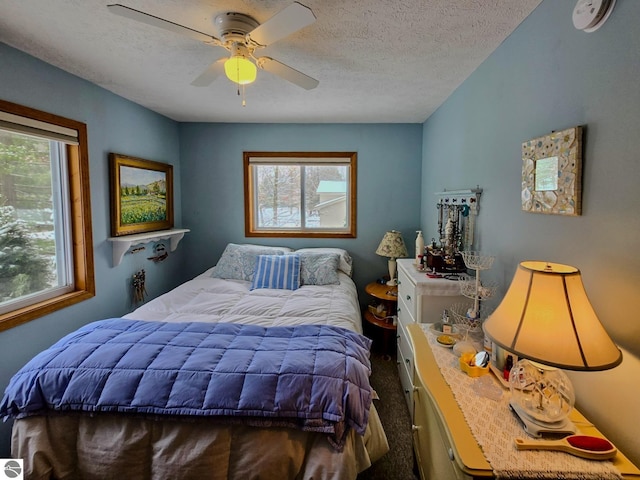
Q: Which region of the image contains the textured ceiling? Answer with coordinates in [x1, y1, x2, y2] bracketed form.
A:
[0, 0, 542, 123]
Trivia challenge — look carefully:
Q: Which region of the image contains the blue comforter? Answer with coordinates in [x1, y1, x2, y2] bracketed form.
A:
[0, 319, 372, 446]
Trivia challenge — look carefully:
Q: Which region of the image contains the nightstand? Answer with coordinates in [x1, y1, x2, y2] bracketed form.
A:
[363, 281, 398, 358]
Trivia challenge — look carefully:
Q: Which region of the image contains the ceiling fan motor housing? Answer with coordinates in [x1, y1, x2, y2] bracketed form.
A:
[214, 12, 259, 44]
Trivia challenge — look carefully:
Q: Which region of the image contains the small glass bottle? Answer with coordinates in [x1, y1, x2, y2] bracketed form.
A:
[415, 230, 424, 266]
[503, 354, 514, 381]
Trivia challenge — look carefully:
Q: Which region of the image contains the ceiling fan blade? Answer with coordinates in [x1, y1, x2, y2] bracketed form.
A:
[191, 58, 227, 87]
[107, 4, 219, 45]
[257, 57, 318, 90]
[248, 2, 316, 46]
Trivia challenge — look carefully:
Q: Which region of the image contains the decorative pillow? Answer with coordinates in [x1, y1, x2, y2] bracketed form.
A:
[211, 243, 291, 281]
[297, 252, 341, 286]
[250, 254, 301, 291]
[294, 248, 353, 277]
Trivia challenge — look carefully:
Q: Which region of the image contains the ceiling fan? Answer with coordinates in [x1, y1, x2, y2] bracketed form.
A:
[107, 2, 319, 92]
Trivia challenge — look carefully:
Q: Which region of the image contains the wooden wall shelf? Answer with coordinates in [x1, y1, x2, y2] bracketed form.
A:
[107, 228, 189, 266]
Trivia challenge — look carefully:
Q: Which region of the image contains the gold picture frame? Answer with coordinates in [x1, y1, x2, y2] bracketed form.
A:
[109, 153, 173, 236]
[521, 126, 583, 216]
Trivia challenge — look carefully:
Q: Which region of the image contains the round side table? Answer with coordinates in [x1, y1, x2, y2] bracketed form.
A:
[363, 281, 398, 358]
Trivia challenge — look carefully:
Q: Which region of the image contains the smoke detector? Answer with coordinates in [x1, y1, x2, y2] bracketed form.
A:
[572, 0, 616, 32]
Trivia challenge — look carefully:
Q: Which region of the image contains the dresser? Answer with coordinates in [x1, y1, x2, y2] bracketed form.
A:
[395, 258, 464, 417]
[407, 323, 640, 480]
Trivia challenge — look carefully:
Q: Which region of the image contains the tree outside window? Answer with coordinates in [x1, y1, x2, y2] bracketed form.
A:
[0, 99, 94, 331]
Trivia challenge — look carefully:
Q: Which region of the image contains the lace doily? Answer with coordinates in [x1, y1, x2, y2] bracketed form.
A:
[419, 324, 622, 480]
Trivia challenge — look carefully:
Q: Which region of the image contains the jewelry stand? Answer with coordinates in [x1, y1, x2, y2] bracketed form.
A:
[449, 252, 497, 339]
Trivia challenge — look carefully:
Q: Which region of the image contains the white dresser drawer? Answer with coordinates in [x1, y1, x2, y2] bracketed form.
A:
[398, 358, 413, 417]
[397, 320, 413, 366]
[397, 340, 414, 417]
[414, 381, 470, 480]
[397, 268, 417, 317]
[397, 311, 415, 417]
[397, 293, 415, 329]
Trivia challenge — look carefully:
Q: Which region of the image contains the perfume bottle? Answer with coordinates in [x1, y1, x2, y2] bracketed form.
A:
[441, 309, 452, 334]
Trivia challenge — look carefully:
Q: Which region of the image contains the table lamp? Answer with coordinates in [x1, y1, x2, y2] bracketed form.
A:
[483, 261, 622, 437]
[375, 230, 408, 286]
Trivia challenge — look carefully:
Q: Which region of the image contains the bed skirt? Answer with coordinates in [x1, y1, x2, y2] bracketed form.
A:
[11, 403, 388, 480]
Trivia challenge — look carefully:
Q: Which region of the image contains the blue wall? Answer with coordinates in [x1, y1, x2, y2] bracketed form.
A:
[420, 0, 640, 465]
[0, 43, 186, 455]
[178, 122, 423, 299]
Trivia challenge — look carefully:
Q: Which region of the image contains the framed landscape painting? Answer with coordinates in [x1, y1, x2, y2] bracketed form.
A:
[109, 153, 173, 236]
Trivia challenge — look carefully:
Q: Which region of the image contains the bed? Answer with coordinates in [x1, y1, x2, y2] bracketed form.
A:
[1, 244, 389, 479]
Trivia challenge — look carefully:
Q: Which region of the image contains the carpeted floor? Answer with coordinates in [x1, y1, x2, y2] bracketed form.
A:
[357, 350, 419, 480]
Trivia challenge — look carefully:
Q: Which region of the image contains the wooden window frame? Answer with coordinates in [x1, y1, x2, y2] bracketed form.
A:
[0, 99, 95, 332]
[244, 151, 357, 238]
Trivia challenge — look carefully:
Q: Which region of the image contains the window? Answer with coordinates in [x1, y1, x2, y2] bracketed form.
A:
[244, 152, 357, 238]
[0, 99, 94, 331]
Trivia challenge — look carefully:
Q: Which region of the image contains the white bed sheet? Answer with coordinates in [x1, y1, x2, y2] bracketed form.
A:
[124, 268, 364, 334]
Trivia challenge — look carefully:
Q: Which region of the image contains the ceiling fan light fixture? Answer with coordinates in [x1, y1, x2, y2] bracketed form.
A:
[224, 55, 256, 85]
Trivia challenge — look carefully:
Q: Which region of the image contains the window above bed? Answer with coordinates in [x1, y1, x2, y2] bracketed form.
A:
[243, 152, 357, 238]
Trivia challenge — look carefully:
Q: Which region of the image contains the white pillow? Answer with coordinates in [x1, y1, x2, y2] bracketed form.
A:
[212, 243, 293, 281]
[294, 248, 353, 277]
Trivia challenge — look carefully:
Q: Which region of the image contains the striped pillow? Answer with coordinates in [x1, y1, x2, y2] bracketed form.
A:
[250, 254, 301, 291]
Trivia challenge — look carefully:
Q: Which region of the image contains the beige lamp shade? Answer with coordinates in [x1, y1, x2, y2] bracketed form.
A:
[375, 230, 408, 259]
[376, 230, 408, 286]
[483, 261, 622, 371]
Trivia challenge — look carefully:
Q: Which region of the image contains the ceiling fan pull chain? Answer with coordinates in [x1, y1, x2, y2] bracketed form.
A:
[237, 61, 241, 98]
[234, 61, 247, 106]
